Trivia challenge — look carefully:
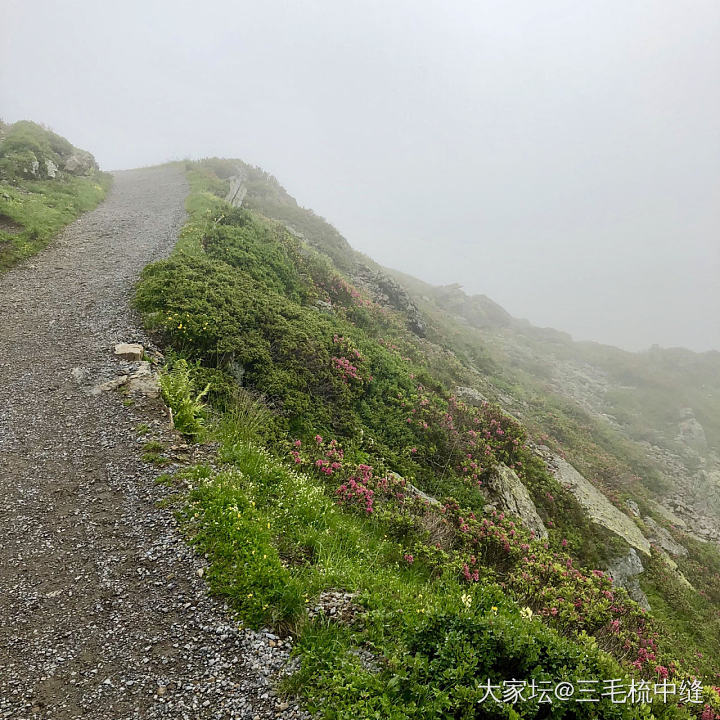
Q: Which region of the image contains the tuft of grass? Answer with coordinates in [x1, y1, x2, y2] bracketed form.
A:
[143, 439, 166, 453]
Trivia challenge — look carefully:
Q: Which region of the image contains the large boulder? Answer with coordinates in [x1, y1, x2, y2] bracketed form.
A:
[403, 479, 441, 507]
[551, 457, 651, 555]
[606, 549, 650, 610]
[484, 464, 548, 539]
[63, 149, 98, 175]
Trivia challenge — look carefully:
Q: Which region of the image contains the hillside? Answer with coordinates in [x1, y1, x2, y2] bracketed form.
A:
[133, 159, 720, 719]
[0, 120, 110, 270]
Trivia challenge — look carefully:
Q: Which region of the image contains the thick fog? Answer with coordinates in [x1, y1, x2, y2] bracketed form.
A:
[2, 0, 718, 352]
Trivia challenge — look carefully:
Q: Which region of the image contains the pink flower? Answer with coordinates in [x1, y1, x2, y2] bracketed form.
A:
[293, 439, 302, 447]
[315, 434, 323, 444]
[404, 554, 414, 564]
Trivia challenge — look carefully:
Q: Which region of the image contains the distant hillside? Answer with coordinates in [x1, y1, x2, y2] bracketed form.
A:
[392, 267, 720, 526]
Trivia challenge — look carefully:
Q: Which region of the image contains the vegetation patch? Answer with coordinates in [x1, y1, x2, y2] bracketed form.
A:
[0, 120, 110, 270]
[135, 160, 720, 719]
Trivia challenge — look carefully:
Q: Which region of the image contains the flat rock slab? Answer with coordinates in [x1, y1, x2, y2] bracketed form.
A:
[0, 166, 306, 720]
[552, 456, 651, 556]
[114, 342, 144, 361]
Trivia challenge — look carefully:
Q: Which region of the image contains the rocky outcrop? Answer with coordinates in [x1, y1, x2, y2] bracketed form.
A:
[666, 491, 720, 544]
[551, 457, 651, 555]
[454, 386, 487, 407]
[63, 149, 98, 175]
[483, 464, 548, 539]
[224, 170, 248, 207]
[606, 549, 650, 610]
[642, 516, 687, 557]
[650, 501, 687, 530]
[0, 120, 99, 181]
[429, 283, 514, 329]
[353, 265, 426, 337]
[314, 299, 333, 314]
[676, 408, 708, 454]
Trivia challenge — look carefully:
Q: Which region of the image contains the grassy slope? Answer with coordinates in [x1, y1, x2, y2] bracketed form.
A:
[0, 121, 111, 270]
[134, 161, 720, 719]
[383, 272, 720, 674]
[237, 160, 720, 681]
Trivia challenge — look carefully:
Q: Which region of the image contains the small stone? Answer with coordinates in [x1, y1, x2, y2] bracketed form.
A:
[114, 343, 144, 361]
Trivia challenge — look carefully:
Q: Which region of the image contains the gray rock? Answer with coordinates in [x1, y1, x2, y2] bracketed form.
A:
[485, 464, 548, 539]
[656, 550, 694, 589]
[226, 357, 245, 385]
[225, 171, 248, 207]
[45, 159, 58, 178]
[642, 516, 688, 557]
[676, 408, 707, 452]
[551, 456, 651, 555]
[314, 299, 333, 314]
[454, 386, 487, 407]
[606, 549, 650, 610]
[625, 499, 640, 517]
[126, 362, 160, 398]
[650, 502, 688, 530]
[91, 375, 129, 395]
[114, 343, 144, 361]
[353, 265, 426, 337]
[63, 149, 98, 175]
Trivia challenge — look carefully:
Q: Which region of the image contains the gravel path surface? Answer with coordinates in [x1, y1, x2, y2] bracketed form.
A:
[0, 166, 307, 720]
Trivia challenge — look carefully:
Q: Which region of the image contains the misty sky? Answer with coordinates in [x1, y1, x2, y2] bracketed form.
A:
[2, 0, 718, 352]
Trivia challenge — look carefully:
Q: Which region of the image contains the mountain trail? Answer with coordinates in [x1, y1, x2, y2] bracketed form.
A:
[0, 166, 305, 720]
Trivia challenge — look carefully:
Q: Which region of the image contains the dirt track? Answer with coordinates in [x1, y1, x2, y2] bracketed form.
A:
[0, 166, 304, 720]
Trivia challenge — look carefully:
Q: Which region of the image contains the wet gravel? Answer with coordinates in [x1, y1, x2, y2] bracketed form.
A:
[0, 166, 309, 720]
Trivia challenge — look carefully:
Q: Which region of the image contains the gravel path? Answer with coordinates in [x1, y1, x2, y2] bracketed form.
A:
[0, 166, 307, 720]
